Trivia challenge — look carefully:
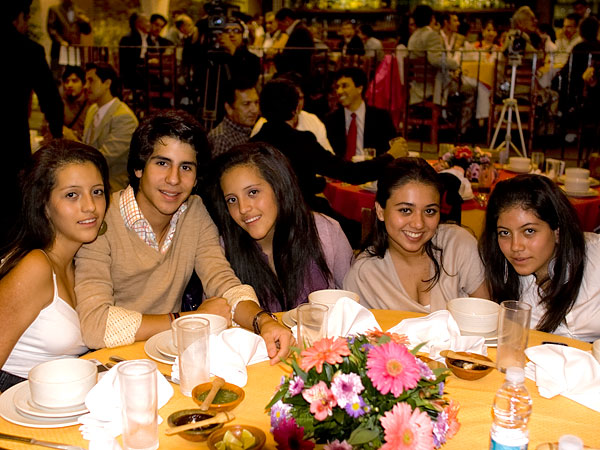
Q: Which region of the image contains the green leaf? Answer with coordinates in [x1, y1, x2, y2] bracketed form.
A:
[265, 388, 286, 410]
[347, 426, 380, 445]
[410, 342, 428, 355]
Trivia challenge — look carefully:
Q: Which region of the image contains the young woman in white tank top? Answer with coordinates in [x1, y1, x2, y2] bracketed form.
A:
[0, 140, 109, 392]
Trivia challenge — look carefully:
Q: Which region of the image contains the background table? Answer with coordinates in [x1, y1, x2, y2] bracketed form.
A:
[0, 310, 598, 449]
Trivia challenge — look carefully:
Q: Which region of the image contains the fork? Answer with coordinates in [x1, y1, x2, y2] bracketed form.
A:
[0, 433, 85, 450]
[108, 356, 178, 384]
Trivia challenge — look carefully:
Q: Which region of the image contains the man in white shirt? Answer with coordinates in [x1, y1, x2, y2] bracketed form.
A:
[82, 62, 138, 191]
[555, 14, 583, 66]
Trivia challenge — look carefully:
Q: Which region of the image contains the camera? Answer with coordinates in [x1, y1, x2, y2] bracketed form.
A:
[505, 29, 527, 62]
[205, 0, 227, 32]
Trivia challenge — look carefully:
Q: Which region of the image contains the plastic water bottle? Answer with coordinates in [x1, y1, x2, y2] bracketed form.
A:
[490, 367, 532, 450]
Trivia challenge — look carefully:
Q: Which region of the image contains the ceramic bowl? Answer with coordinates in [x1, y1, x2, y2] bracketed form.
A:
[564, 177, 590, 193]
[447, 297, 500, 336]
[308, 289, 360, 307]
[565, 168, 590, 179]
[167, 409, 223, 442]
[28, 358, 97, 409]
[445, 352, 494, 380]
[207, 425, 266, 450]
[192, 381, 245, 412]
[509, 156, 531, 171]
[172, 313, 228, 348]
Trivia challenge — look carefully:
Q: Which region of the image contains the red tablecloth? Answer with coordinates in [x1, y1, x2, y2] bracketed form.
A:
[324, 170, 600, 232]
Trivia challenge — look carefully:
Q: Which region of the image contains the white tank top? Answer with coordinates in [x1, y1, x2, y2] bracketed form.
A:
[2, 262, 88, 379]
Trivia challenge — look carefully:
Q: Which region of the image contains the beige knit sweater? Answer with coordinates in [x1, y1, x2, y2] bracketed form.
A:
[74, 191, 258, 349]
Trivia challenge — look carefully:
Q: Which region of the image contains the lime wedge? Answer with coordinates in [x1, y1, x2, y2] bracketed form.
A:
[223, 430, 243, 448]
[241, 429, 256, 449]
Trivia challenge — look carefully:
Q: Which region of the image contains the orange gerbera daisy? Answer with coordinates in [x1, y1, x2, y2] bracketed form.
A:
[300, 337, 351, 373]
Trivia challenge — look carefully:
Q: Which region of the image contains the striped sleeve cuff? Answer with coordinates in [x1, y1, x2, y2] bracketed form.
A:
[103, 306, 143, 348]
[222, 284, 259, 325]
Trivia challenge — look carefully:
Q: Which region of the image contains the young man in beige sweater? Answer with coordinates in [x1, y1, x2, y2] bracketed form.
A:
[74, 110, 292, 363]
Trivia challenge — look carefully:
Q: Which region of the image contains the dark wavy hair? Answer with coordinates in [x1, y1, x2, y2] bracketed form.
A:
[127, 110, 210, 192]
[363, 157, 446, 290]
[0, 140, 110, 278]
[207, 142, 332, 311]
[478, 174, 585, 332]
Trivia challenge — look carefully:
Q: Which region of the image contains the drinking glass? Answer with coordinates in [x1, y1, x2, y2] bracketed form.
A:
[118, 360, 159, 450]
[531, 152, 544, 171]
[496, 301, 532, 372]
[545, 158, 566, 181]
[297, 303, 328, 350]
[174, 316, 210, 396]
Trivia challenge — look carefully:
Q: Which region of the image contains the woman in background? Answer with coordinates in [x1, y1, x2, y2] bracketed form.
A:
[344, 157, 488, 311]
[479, 174, 600, 342]
[0, 140, 109, 391]
[208, 143, 353, 313]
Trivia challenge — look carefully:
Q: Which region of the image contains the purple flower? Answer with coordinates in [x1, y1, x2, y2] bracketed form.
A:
[270, 400, 292, 429]
[324, 440, 353, 450]
[438, 381, 445, 396]
[360, 343, 374, 353]
[344, 395, 367, 418]
[330, 372, 364, 408]
[288, 376, 304, 396]
[416, 358, 435, 381]
[433, 410, 450, 448]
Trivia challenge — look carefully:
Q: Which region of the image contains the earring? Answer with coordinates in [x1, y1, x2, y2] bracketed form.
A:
[98, 221, 108, 236]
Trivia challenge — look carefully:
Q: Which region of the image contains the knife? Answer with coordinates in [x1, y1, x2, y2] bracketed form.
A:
[0, 433, 86, 450]
[108, 356, 179, 384]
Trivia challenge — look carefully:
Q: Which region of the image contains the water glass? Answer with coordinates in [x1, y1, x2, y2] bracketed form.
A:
[117, 360, 159, 450]
[531, 152, 544, 171]
[174, 316, 210, 396]
[496, 301, 532, 372]
[297, 303, 328, 350]
[545, 158, 566, 180]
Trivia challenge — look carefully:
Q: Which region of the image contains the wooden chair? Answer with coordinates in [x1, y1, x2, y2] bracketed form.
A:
[402, 56, 456, 145]
[487, 55, 540, 153]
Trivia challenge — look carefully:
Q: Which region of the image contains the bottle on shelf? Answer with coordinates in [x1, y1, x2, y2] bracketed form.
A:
[490, 367, 533, 450]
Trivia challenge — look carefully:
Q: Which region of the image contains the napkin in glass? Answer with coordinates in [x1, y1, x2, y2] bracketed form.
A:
[525, 344, 600, 412]
[79, 361, 173, 444]
[171, 327, 269, 387]
[386, 310, 487, 360]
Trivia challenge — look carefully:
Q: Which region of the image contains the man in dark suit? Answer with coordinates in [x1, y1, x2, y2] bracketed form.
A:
[274, 8, 314, 79]
[324, 67, 397, 160]
[119, 12, 152, 90]
[148, 14, 173, 47]
[2, 0, 63, 248]
[338, 20, 364, 56]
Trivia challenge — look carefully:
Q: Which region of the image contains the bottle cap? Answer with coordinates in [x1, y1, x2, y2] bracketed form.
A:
[558, 435, 584, 450]
[505, 367, 525, 383]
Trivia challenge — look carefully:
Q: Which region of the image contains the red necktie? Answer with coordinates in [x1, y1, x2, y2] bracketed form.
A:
[345, 113, 357, 161]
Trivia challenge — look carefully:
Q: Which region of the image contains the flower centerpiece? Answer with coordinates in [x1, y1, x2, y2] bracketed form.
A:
[439, 145, 495, 183]
[266, 331, 459, 449]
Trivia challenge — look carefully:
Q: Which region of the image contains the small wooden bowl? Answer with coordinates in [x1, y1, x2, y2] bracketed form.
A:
[192, 381, 245, 412]
[207, 425, 266, 450]
[445, 352, 494, 380]
[167, 409, 223, 442]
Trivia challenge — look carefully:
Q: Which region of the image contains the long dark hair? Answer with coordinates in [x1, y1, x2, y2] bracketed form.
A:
[0, 139, 110, 278]
[207, 143, 332, 312]
[479, 174, 585, 332]
[363, 157, 446, 290]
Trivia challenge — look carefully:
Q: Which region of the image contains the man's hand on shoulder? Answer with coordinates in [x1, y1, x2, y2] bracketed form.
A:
[196, 297, 232, 326]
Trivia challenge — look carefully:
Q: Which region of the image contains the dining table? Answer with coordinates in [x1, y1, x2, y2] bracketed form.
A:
[323, 167, 600, 237]
[0, 310, 598, 449]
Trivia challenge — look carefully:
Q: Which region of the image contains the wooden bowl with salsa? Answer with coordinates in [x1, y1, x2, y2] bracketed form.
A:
[192, 381, 245, 412]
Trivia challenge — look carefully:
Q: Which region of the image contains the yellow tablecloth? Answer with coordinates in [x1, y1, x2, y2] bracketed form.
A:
[462, 60, 496, 89]
[0, 310, 598, 449]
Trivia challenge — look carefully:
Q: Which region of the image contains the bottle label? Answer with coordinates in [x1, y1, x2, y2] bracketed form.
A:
[490, 437, 528, 450]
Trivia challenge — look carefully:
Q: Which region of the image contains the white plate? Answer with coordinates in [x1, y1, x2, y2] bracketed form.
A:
[144, 331, 176, 365]
[281, 308, 298, 328]
[0, 382, 82, 428]
[13, 382, 87, 418]
[155, 331, 178, 359]
[461, 331, 498, 347]
[503, 164, 531, 173]
[559, 185, 600, 197]
[557, 175, 600, 187]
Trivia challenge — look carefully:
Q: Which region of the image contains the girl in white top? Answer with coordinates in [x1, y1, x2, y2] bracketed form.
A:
[479, 174, 600, 342]
[344, 157, 488, 311]
[0, 140, 109, 392]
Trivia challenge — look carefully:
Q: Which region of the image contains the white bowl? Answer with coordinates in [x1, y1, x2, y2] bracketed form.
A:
[564, 177, 590, 193]
[565, 168, 590, 180]
[171, 313, 228, 348]
[308, 289, 359, 307]
[447, 297, 500, 336]
[509, 157, 531, 171]
[28, 359, 97, 409]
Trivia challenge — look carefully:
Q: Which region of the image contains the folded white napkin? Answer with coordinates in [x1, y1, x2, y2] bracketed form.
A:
[171, 328, 269, 387]
[291, 298, 382, 341]
[387, 310, 487, 360]
[79, 361, 173, 445]
[525, 344, 600, 412]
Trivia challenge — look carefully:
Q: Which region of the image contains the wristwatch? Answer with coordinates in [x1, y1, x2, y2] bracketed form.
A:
[252, 310, 277, 335]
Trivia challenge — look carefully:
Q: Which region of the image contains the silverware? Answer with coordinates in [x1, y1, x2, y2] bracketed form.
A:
[0, 433, 86, 450]
[88, 358, 110, 373]
[108, 356, 179, 384]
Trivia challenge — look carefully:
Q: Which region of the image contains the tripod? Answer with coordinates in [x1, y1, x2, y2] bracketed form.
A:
[489, 58, 527, 162]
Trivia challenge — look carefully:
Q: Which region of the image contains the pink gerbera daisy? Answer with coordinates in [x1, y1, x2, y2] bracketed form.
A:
[366, 341, 420, 396]
[300, 337, 350, 374]
[380, 402, 434, 450]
